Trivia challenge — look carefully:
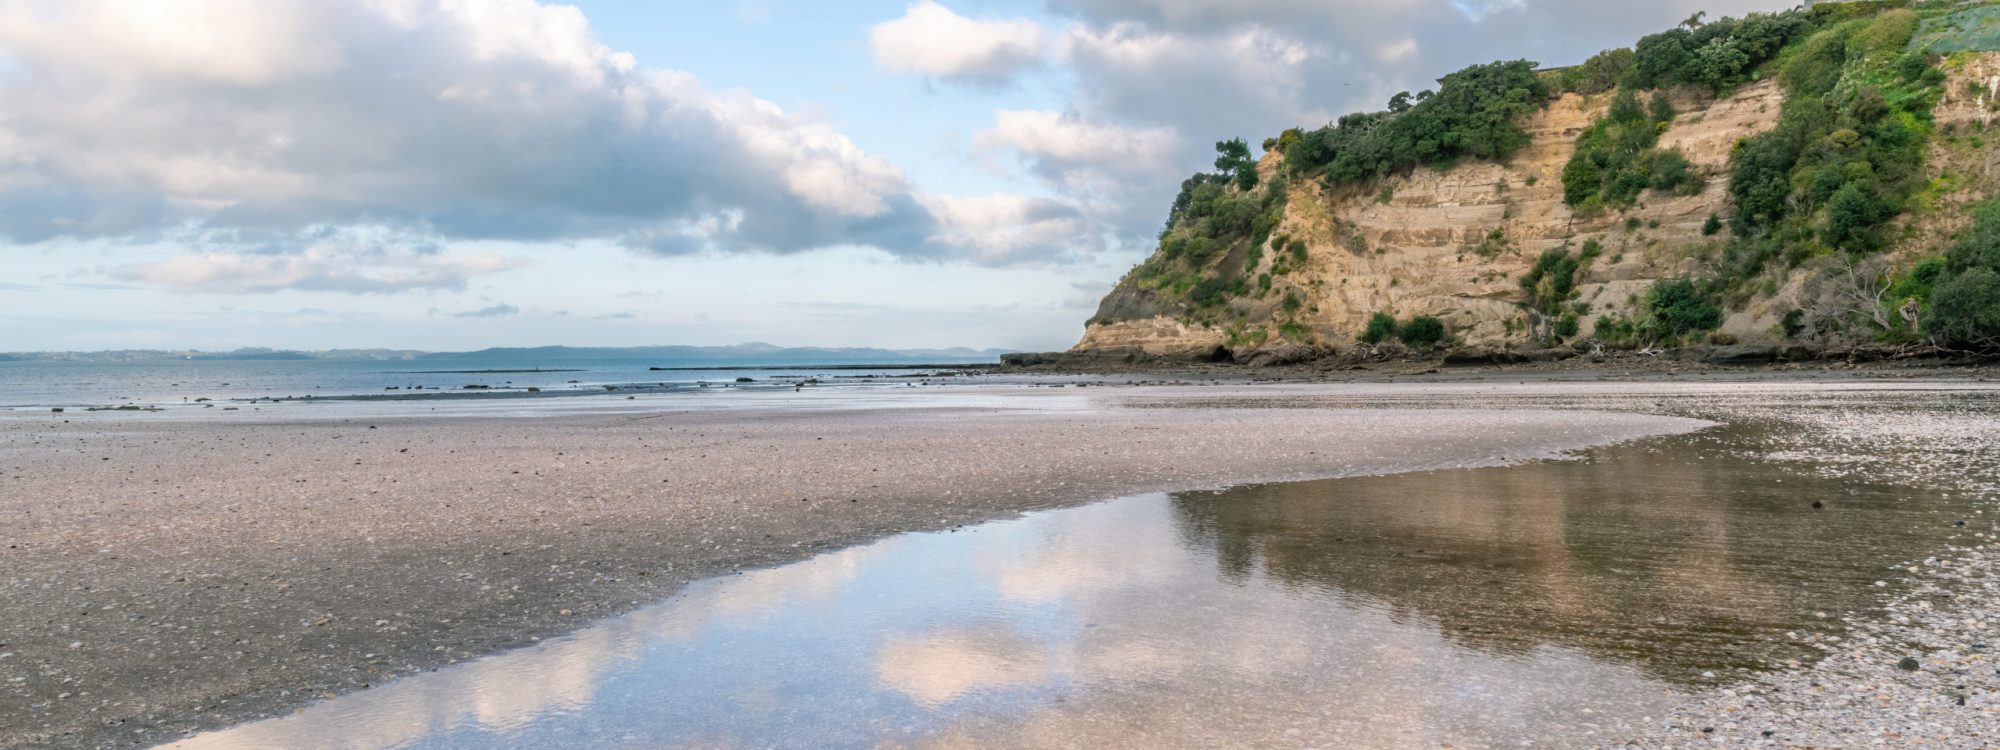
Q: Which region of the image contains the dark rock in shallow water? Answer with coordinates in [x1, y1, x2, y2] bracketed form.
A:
[736, 377, 755, 383]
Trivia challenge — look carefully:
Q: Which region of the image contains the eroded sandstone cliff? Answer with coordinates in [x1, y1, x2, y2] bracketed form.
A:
[1073, 50, 2000, 361]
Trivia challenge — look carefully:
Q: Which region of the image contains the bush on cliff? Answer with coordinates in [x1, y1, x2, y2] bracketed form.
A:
[1397, 316, 1448, 348]
[1918, 201, 2000, 349]
[1359, 312, 1399, 345]
[1563, 88, 1698, 211]
[1626, 11, 1810, 94]
[1286, 60, 1548, 185]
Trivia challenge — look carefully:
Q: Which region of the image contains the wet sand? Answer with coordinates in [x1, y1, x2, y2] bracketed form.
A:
[0, 384, 1708, 749]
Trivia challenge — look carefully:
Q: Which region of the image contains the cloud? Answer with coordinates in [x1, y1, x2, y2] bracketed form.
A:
[869, 1, 1046, 84]
[967, 0, 1789, 241]
[0, 0, 1095, 266]
[453, 303, 520, 318]
[975, 109, 1184, 231]
[916, 194, 1095, 265]
[108, 242, 524, 294]
[977, 110, 1180, 179]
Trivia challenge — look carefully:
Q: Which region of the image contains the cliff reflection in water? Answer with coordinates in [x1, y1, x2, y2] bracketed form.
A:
[1172, 422, 1966, 684]
[167, 423, 1971, 749]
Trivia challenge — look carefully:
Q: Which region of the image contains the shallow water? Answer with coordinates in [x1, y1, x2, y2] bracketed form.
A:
[165, 421, 1974, 750]
[0, 358, 983, 409]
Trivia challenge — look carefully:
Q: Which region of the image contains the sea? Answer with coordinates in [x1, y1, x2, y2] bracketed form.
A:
[0, 357, 996, 409]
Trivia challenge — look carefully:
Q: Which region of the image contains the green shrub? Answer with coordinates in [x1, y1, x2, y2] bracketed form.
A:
[1627, 11, 1809, 93]
[1287, 60, 1549, 185]
[1649, 278, 1724, 336]
[1552, 47, 1635, 95]
[1782, 308, 1807, 338]
[1398, 316, 1448, 347]
[1703, 213, 1723, 236]
[1564, 89, 1691, 209]
[1521, 248, 1583, 316]
[1360, 312, 1399, 344]
[1926, 267, 2000, 347]
[1553, 313, 1581, 339]
[1648, 149, 1699, 193]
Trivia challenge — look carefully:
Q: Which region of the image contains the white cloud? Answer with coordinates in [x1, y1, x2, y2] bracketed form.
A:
[1058, 23, 1326, 145]
[0, 0, 1097, 266]
[978, 110, 1179, 171]
[918, 193, 1093, 265]
[108, 242, 525, 294]
[869, 1, 1046, 84]
[452, 303, 521, 318]
[974, 110, 1182, 231]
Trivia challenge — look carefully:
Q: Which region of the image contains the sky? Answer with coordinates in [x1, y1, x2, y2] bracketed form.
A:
[0, 0, 1792, 353]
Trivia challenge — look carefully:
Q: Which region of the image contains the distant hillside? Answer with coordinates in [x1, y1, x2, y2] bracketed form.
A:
[1068, 0, 2000, 364]
[420, 344, 1013, 365]
[1, 344, 1013, 364]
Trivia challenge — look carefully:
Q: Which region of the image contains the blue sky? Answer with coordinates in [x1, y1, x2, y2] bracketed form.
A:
[0, 0, 1787, 353]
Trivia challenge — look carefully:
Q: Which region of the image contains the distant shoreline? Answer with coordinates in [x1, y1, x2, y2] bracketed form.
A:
[391, 368, 586, 374]
[647, 363, 1004, 371]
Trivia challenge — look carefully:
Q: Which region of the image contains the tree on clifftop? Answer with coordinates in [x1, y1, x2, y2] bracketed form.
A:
[1215, 138, 1258, 190]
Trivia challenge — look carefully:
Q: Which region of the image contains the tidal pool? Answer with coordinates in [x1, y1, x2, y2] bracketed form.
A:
[166, 421, 1973, 749]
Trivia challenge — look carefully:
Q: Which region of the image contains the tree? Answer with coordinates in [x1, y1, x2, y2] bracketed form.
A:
[1682, 11, 1707, 30]
[1926, 267, 2000, 348]
[1165, 173, 1222, 232]
[1824, 182, 1887, 251]
[1564, 48, 1634, 95]
[1286, 60, 1547, 184]
[1649, 92, 1676, 123]
[1215, 138, 1258, 190]
[1387, 91, 1414, 114]
[1608, 88, 1645, 123]
[1277, 128, 1303, 154]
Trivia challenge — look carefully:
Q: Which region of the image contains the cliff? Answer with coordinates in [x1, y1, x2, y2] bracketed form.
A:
[1069, 2, 2000, 364]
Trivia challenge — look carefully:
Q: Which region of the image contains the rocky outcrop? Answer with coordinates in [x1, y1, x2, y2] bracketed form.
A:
[1076, 80, 1793, 358]
[1074, 43, 2000, 364]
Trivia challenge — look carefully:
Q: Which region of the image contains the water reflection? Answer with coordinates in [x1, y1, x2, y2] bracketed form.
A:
[1171, 423, 1963, 684]
[166, 426, 1967, 749]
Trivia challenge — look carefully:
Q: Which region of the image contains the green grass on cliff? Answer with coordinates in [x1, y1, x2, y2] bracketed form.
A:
[1914, 5, 2000, 53]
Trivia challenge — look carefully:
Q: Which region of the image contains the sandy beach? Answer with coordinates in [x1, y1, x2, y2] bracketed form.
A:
[1, 382, 1712, 748]
[7, 378, 2000, 749]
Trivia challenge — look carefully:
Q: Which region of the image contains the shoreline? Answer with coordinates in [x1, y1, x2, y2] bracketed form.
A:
[5, 377, 1997, 748]
[2, 383, 1706, 749]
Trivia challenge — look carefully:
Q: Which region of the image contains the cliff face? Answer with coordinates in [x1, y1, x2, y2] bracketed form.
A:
[1073, 52, 2000, 359]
